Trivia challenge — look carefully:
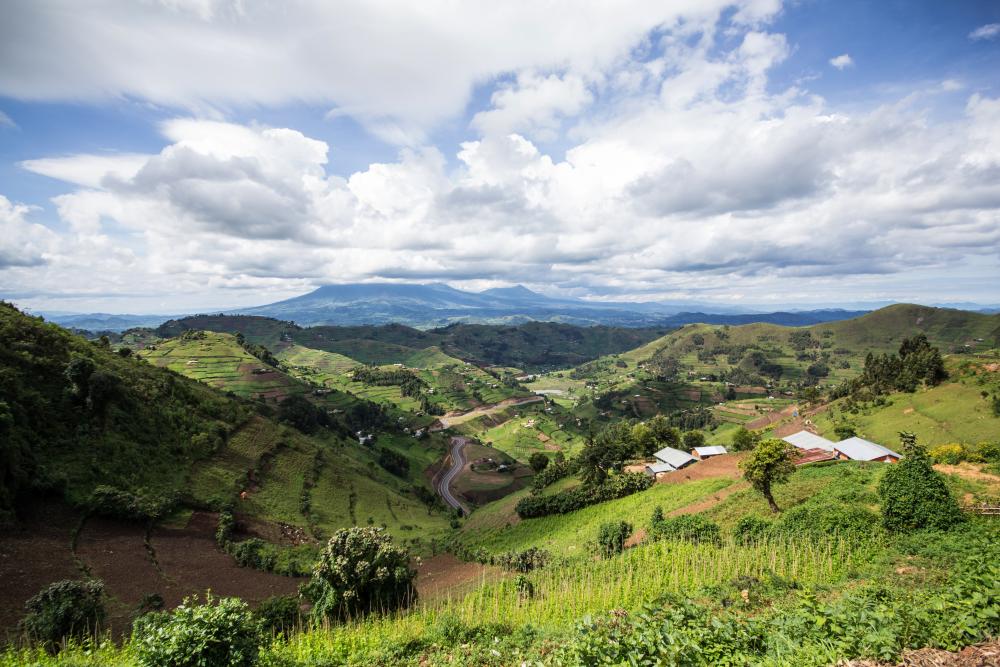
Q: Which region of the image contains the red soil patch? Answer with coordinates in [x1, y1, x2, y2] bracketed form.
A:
[0, 500, 82, 639]
[657, 453, 745, 485]
[2, 505, 302, 638]
[414, 553, 498, 601]
[746, 404, 798, 431]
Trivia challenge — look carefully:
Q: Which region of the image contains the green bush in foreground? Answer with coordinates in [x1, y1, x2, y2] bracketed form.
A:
[20, 579, 105, 648]
[305, 527, 416, 621]
[133, 594, 261, 667]
[649, 513, 722, 545]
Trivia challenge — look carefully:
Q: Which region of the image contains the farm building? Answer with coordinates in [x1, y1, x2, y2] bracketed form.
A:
[692, 445, 727, 459]
[782, 430, 836, 452]
[653, 446, 696, 470]
[644, 462, 675, 479]
[833, 437, 901, 462]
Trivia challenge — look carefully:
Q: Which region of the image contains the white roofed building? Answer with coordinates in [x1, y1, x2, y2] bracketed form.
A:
[833, 437, 901, 462]
[782, 430, 836, 452]
[692, 445, 727, 459]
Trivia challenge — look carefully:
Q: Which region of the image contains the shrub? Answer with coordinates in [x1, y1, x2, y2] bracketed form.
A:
[879, 433, 964, 532]
[596, 521, 632, 557]
[20, 579, 105, 647]
[732, 516, 772, 544]
[649, 514, 722, 545]
[134, 594, 262, 667]
[491, 547, 550, 573]
[307, 527, 416, 620]
[730, 427, 758, 452]
[682, 431, 705, 449]
[516, 472, 652, 518]
[255, 595, 300, 637]
[929, 443, 966, 465]
[528, 452, 550, 473]
[777, 504, 879, 542]
[377, 447, 409, 477]
[216, 510, 235, 546]
[89, 485, 176, 521]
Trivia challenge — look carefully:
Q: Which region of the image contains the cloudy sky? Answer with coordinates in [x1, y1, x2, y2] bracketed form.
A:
[2, 0, 999, 313]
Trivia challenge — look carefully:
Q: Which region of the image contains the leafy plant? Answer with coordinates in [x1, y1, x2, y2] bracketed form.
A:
[20, 579, 105, 647]
[134, 594, 262, 667]
[596, 521, 632, 557]
[879, 433, 964, 532]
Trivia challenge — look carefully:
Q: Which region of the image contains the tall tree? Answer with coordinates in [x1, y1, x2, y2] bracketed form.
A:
[739, 439, 797, 513]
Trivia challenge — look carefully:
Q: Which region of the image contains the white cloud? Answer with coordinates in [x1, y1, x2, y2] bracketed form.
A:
[0, 110, 15, 128]
[0, 0, 745, 143]
[829, 53, 853, 70]
[0, 196, 57, 268]
[969, 23, 1000, 41]
[6, 8, 1000, 310]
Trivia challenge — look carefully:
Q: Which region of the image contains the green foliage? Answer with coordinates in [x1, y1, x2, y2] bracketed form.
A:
[730, 426, 759, 452]
[530, 455, 574, 492]
[276, 394, 329, 434]
[739, 438, 798, 512]
[596, 520, 632, 557]
[515, 472, 652, 518]
[20, 579, 105, 647]
[255, 595, 301, 637]
[649, 514, 722, 545]
[834, 423, 858, 440]
[134, 594, 262, 667]
[776, 504, 880, 542]
[377, 447, 409, 477]
[528, 451, 549, 473]
[89, 485, 177, 521]
[879, 433, 964, 532]
[682, 430, 705, 450]
[306, 527, 416, 621]
[732, 515, 772, 544]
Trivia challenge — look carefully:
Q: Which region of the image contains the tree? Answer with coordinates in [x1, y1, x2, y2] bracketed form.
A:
[682, 431, 705, 450]
[307, 527, 416, 620]
[64, 356, 95, 396]
[834, 423, 857, 440]
[277, 394, 323, 434]
[647, 415, 680, 449]
[730, 427, 759, 452]
[631, 423, 656, 457]
[528, 452, 550, 473]
[739, 439, 797, 513]
[878, 432, 963, 532]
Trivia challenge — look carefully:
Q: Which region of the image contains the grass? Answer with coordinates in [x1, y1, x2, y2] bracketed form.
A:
[460, 477, 733, 558]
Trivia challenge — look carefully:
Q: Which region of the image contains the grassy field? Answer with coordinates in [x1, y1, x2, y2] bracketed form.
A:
[809, 367, 1000, 448]
[460, 477, 733, 558]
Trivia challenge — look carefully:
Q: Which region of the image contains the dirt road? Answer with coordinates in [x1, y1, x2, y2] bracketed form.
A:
[433, 395, 544, 429]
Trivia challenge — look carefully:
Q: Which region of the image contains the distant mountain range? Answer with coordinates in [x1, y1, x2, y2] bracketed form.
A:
[36, 282, 999, 331]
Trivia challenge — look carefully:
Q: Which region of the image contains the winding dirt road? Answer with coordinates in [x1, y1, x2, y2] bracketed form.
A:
[437, 436, 471, 515]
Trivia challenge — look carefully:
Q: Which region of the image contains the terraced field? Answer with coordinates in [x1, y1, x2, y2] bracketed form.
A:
[140, 332, 302, 400]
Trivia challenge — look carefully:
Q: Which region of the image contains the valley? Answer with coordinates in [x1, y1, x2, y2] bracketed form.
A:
[2, 301, 999, 664]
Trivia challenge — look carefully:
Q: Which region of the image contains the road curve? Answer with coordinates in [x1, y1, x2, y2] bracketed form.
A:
[437, 436, 470, 515]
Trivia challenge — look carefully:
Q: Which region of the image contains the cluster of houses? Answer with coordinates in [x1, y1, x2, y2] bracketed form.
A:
[644, 430, 901, 480]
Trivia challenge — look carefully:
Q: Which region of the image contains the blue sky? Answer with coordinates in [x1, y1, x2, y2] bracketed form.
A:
[1, 0, 998, 313]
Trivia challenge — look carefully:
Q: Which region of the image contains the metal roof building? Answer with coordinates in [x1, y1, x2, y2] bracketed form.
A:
[645, 462, 675, 476]
[833, 437, 901, 462]
[653, 446, 696, 470]
[782, 430, 836, 452]
[692, 445, 728, 458]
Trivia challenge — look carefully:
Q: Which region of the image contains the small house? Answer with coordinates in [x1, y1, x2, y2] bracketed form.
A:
[644, 462, 675, 479]
[782, 430, 836, 452]
[833, 437, 901, 463]
[692, 445, 727, 459]
[652, 446, 696, 471]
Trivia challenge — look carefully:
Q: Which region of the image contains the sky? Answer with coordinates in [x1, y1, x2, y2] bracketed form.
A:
[1, 0, 999, 314]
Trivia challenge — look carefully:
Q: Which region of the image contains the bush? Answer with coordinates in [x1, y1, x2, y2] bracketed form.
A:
[528, 452, 550, 473]
[596, 521, 632, 557]
[20, 579, 105, 647]
[306, 527, 416, 620]
[516, 472, 652, 518]
[732, 516, 772, 544]
[377, 447, 410, 477]
[730, 427, 758, 452]
[255, 595, 300, 637]
[682, 431, 705, 450]
[492, 547, 550, 573]
[649, 514, 722, 545]
[929, 443, 966, 465]
[89, 485, 176, 521]
[134, 594, 262, 667]
[879, 433, 964, 532]
[777, 504, 879, 542]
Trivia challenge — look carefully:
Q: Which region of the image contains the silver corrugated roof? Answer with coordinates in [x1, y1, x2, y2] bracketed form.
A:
[782, 430, 836, 452]
[834, 437, 900, 461]
[653, 446, 696, 469]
